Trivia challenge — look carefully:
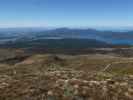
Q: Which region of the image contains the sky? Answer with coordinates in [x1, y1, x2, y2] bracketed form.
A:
[0, 0, 132, 28]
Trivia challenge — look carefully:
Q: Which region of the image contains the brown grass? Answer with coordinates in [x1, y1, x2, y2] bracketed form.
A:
[0, 54, 133, 99]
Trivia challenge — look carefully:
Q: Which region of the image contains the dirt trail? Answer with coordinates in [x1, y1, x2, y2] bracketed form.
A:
[103, 60, 133, 71]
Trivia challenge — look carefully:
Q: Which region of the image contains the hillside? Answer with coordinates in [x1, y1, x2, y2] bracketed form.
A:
[0, 51, 133, 99]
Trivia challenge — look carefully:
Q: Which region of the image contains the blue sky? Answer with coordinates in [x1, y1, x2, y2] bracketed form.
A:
[0, 0, 132, 28]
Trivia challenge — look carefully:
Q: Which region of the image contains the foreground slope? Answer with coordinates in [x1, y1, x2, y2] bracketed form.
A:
[0, 53, 133, 100]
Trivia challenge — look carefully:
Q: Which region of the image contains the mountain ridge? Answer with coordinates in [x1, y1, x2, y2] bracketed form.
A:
[0, 27, 133, 46]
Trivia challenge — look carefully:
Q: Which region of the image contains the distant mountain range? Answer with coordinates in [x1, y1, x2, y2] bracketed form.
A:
[35, 28, 133, 45]
[0, 27, 133, 48]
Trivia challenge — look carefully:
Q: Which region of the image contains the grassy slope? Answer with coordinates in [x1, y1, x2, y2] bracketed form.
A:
[0, 50, 133, 99]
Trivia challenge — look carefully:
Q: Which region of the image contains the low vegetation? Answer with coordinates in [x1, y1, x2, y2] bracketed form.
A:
[0, 51, 133, 100]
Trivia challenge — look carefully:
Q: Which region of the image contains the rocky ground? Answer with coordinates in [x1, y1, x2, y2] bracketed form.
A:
[0, 69, 133, 100]
[0, 54, 133, 100]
